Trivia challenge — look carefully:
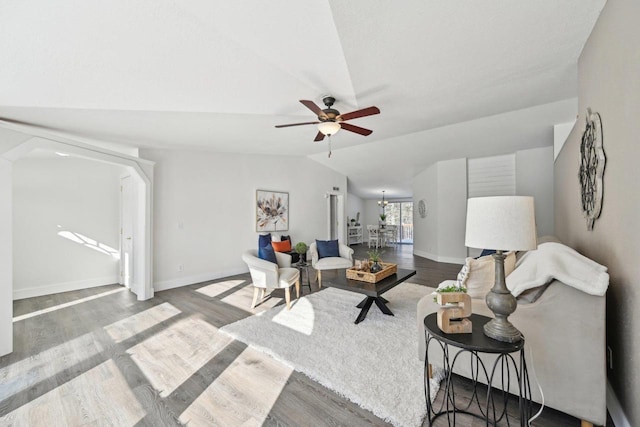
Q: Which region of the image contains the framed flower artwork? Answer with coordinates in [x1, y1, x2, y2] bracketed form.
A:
[256, 190, 289, 231]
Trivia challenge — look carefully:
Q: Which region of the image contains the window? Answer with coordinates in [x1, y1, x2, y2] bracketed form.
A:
[384, 202, 413, 244]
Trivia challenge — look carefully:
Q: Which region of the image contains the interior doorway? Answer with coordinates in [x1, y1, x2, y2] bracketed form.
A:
[326, 192, 345, 243]
[0, 135, 154, 357]
[120, 175, 134, 289]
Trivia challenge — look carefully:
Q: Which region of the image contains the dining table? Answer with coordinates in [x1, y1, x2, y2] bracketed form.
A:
[371, 224, 397, 247]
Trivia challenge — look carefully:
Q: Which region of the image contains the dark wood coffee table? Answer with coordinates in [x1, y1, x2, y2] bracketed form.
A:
[319, 268, 417, 324]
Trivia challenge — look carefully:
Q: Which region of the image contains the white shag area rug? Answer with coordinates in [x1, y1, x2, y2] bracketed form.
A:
[219, 283, 441, 427]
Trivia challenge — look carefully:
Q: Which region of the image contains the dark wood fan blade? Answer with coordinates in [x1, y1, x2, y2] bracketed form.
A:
[314, 131, 325, 142]
[337, 106, 380, 121]
[275, 121, 319, 128]
[300, 100, 327, 119]
[340, 122, 373, 136]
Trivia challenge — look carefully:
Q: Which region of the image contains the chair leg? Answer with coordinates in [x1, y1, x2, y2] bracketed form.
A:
[317, 270, 322, 288]
[295, 278, 300, 298]
[260, 288, 265, 299]
[251, 287, 260, 309]
[285, 287, 291, 310]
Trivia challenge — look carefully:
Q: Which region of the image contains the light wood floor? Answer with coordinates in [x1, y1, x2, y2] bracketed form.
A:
[0, 244, 609, 426]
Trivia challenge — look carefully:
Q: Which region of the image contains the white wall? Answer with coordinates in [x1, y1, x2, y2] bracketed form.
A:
[553, 121, 575, 161]
[413, 163, 438, 256]
[413, 147, 554, 264]
[362, 199, 383, 229]
[142, 149, 347, 291]
[12, 155, 123, 299]
[346, 192, 364, 225]
[0, 158, 12, 356]
[436, 159, 468, 261]
[555, 0, 640, 423]
[413, 160, 467, 263]
[516, 146, 554, 237]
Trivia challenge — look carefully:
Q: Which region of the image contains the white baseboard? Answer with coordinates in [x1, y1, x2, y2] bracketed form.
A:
[607, 380, 631, 427]
[13, 276, 120, 300]
[154, 267, 249, 292]
[413, 249, 465, 265]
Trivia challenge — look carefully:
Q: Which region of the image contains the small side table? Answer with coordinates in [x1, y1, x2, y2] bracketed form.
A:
[423, 313, 532, 426]
[295, 261, 313, 292]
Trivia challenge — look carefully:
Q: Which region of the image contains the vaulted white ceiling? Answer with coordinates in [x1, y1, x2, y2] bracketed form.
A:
[0, 0, 605, 197]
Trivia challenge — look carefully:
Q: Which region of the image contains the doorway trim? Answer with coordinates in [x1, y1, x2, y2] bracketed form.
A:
[0, 135, 154, 357]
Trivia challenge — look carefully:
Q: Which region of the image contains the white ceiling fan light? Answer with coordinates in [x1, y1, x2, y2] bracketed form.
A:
[317, 121, 341, 136]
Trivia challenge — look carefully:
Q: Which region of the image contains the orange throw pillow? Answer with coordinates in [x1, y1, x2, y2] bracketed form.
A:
[271, 240, 291, 252]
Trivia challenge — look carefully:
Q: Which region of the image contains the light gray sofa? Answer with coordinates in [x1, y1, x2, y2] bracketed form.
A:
[417, 270, 607, 425]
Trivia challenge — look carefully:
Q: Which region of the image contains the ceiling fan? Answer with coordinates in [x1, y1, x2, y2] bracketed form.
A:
[275, 96, 380, 142]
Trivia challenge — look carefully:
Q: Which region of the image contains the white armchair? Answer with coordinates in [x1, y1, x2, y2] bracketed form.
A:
[242, 250, 300, 310]
[309, 241, 354, 287]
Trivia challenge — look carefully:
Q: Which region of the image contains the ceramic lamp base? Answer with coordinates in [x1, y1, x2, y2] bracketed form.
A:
[483, 251, 523, 343]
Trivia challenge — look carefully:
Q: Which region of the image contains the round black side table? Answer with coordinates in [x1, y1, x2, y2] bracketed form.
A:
[423, 313, 532, 426]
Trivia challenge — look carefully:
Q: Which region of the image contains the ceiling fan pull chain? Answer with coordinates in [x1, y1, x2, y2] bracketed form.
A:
[328, 136, 332, 158]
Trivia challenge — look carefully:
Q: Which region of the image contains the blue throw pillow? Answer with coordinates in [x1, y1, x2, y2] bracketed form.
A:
[479, 249, 497, 257]
[316, 239, 340, 259]
[258, 233, 272, 249]
[258, 243, 277, 264]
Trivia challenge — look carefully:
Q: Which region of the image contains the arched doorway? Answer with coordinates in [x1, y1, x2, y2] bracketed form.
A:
[0, 136, 154, 356]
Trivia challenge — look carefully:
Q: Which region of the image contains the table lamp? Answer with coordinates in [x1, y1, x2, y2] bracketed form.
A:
[465, 196, 537, 343]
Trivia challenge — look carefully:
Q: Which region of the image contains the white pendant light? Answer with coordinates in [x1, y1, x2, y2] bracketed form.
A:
[318, 121, 341, 136]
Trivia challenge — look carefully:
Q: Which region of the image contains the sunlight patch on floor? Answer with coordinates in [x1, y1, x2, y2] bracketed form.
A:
[0, 360, 145, 426]
[196, 280, 283, 313]
[221, 287, 283, 313]
[0, 332, 103, 400]
[127, 316, 232, 398]
[179, 346, 292, 426]
[195, 280, 246, 298]
[13, 287, 127, 322]
[272, 297, 315, 335]
[104, 302, 181, 343]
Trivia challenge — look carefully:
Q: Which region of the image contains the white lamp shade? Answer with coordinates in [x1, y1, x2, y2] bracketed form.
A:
[318, 121, 341, 136]
[465, 196, 537, 251]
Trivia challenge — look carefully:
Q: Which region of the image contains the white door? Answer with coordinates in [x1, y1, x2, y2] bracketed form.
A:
[120, 175, 134, 289]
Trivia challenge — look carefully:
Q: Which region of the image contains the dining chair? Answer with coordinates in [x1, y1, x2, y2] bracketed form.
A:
[367, 225, 380, 248]
[385, 225, 398, 247]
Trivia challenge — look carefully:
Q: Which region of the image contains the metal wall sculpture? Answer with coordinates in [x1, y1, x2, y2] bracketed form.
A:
[578, 108, 606, 230]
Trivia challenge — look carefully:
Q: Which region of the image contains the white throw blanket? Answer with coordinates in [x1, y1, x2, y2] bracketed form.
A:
[506, 242, 609, 297]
